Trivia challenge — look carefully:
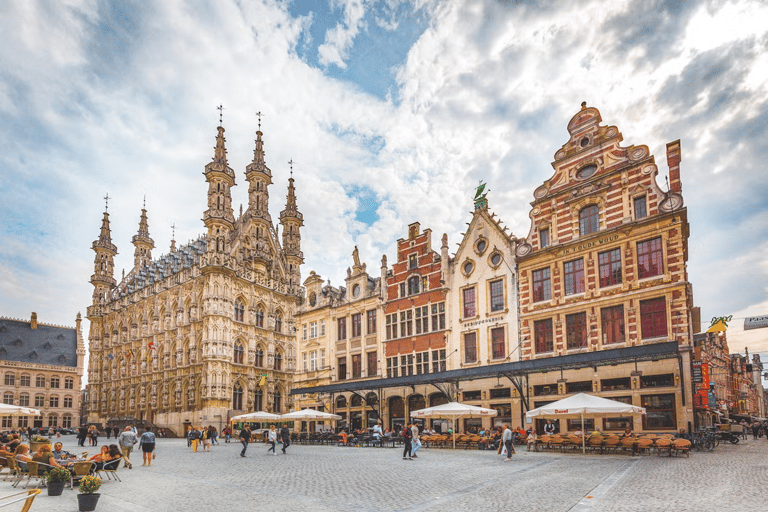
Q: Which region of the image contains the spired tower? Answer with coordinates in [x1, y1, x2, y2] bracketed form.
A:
[279, 173, 304, 289]
[90, 205, 117, 303]
[203, 124, 236, 255]
[132, 206, 154, 270]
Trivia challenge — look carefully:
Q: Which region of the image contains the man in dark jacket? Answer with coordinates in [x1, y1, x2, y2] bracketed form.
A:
[280, 424, 291, 454]
[239, 425, 251, 457]
[77, 425, 88, 447]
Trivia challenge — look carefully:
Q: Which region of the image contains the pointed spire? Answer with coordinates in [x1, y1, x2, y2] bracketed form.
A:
[132, 206, 155, 269]
[213, 126, 228, 165]
[95, 210, 115, 250]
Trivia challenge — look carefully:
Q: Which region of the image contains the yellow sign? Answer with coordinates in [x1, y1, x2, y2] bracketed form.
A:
[258, 374, 267, 387]
[706, 316, 731, 333]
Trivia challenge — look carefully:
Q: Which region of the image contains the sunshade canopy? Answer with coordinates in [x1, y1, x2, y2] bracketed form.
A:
[525, 393, 646, 419]
[411, 402, 498, 419]
[280, 408, 342, 420]
[230, 411, 282, 422]
[0, 403, 41, 416]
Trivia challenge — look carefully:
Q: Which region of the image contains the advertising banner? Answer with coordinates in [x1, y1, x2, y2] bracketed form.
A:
[744, 315, 768, 331]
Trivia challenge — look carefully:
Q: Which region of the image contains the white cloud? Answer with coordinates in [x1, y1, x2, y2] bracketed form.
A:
[317, 0, 368, 68]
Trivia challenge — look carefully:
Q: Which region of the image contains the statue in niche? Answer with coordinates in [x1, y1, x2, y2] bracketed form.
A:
[175, 388, 181, 404]
[176, 351, 183, 365]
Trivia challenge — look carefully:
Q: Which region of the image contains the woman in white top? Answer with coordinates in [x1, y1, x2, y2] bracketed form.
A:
[267, 426, 277, 455]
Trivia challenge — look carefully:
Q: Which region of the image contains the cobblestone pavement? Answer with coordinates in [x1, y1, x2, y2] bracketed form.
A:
[3, 435, 766, 511]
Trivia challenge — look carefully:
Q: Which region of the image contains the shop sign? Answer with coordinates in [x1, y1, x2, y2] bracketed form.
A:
[692, 362, 702, 383]
[744, 315, 768, 331]
[560, 234, 622, 256]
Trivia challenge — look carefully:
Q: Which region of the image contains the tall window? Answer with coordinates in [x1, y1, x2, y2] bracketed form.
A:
[274, 352, 282, 371]
[565, 312, 588, 350]
[399, 310, 413, 337]
[35, 395, 44, 407]
[255, 347, 264, 367]
[320, 319, 325, 336]
[366, 310, 377, 334]
[534, 319, 554, 353]
[490, 279, 505, 312]
[4, 374, 14, 386]
[256, 308, 265, 328]
[640, 298, 667, 339]
[303, 324, 307, 340]
[637, 237, 663, 279]
[463, 287, 476, 318]
[634, 195, 647, 219]
[49, 396, 59, 408]
[50, 376, 59, 388]
[431, 302, 446, 331]
[20, 375, 30, 387]
[48, 414, 58, 427]
[532, 267, 551, 303]
[310, 351, 317, 371]
[598, 248, 622, 287]
[63, 396, 73, 408]
[408, 254, 417, 269]
[579, 205, 599, 236]
[415, 306, 429, 334]
[310, 321, 317, 338]
[233, 342, 244, 364]
[540, 228, 550, 249]
[564, 258, 585, 295]
[320, 349, 326, 369]
[274, 313, 282, 333]
[337, 317, 347, 340]
[3, 392, 13, 405]
[464, 332, 477, 364]
[232, 384, 243, 410]
[273, 390, 281, 412]
[234, 299, 245, 322]
[338, 357, 347, 380]
[408, 276, 420, 295]
[254, 389, 263, 411]
[386, 314, 398, 340]
[62, 415, 72, 428]
[64, 377, 73, 389]
[491, 327, 506, 359]
[36, 376, 45, 387]
[19, 394, 29, 407]
[351, 313, 362, 338]
[432, 349, 447, 373]
[601, 305, 625, 344]
[351, 354, 362, 379]
[367, 351, 377, 377]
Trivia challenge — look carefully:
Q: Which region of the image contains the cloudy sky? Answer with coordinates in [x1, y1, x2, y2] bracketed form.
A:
[1, 0, 767, 366]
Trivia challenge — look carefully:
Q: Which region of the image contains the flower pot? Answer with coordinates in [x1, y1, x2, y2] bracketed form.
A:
[30, 441, 47, 454]
[47, 481, 66, 496]
[77, 493, 100, 512]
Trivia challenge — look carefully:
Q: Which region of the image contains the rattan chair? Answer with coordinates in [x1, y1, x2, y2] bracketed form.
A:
[635, 438, 654, 455]
[654, 437, 672, 457]
[671, 439, 691, 457]
[603, 436, 621, 454]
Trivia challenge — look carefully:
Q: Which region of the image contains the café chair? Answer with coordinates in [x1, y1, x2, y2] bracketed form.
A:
[0, 488, 42, 512]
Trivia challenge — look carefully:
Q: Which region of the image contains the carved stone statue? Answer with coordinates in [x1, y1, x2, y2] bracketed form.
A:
[352, 246, 360, 267]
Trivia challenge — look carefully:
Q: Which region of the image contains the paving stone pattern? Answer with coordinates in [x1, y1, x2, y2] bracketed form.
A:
[6, 435, 767, 511]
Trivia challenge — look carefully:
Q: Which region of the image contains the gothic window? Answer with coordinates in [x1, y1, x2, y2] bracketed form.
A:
[232, 383, 243, 410]
[3, 374, 13, 386]
[254, 388, 263, 411]
[274, 313, 282, 333]
[2, 392, 13, 405]
[274, 390, 282, 412]
[49, 396, 59, 408]
[256, 307, 265, 328]
[579, 205, 599, 236]
[255, 347, 264, 367]
[20, 374, 30, 387]
[274, 352, 282, 371]
[19, 393, 29, 407]
[234, 342, 244, 364]
[234, 299, 245, 322]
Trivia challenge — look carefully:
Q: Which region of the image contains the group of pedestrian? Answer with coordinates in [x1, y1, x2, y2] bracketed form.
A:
[186, 425, 219, 452]
[401, 423, 422, 460]
[239, 424, 291, 457]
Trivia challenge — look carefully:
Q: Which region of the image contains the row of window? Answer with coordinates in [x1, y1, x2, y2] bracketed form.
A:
[532, 298, 668, 354]
[532, 237, 663, 302]
[233, 300, 283, 332]
[337, 310, 378, 341]
[231, 386, 278, 411]
[539, 197, 648, 250]
[385, 302, 446, 340]
[386, 350, 447, 378]
[2, 374, 75, 389]
[0, 414, 75, 429]
[461, 280, 505, 319]
[2, 392, 75, 408]
[302, 349, 327, 372]
[231, 344, 282, 370]
[463, 326, 507, 363]
[337, 352, 379, 380]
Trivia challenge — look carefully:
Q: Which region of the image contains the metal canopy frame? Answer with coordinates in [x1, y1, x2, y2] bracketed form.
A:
[291, 342, 681, 405]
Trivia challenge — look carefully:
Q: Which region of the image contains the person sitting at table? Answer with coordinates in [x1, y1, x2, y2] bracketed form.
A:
[13, 444, 32, 471]
[527, 430, 539, 451]
[675, 429, 691, 441]
[621, 426, 633, 438]
[52, 442, 76, 461]
[32, 444, 62, 473]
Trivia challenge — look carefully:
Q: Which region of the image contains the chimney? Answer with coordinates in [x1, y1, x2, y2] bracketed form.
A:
[666, 140, 682, 194]
[30, 312, 38, 329]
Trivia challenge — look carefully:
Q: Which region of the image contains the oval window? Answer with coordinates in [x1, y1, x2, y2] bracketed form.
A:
[491, 253, 502, 266]
[463, 261, 474, 275]
[309, 292, 316, 307]
[352, 284, 360, 298]
[576, 164, 598, 179]
[476, 239, 487, 254]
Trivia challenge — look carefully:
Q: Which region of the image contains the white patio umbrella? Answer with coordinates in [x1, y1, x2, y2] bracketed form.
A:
[230, 411, 282, 422]
[525, 393, 646, 454]
[411, 402, 498, 448]
[0, 403, 41, 416]
[280, 409, 342, 434]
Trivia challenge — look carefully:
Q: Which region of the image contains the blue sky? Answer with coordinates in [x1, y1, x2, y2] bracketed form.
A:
[1, 0, 767, 363]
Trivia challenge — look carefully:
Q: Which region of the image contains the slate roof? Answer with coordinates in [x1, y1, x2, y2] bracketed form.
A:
[0, 318, 77, 368]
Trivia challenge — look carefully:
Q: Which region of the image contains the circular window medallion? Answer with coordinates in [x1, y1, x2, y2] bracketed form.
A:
[476, 239, 487, 254]
[580, 137, 589, 147]
[534, 185, 549, 199]
[576, 164, 598, 179]
[308, 292, 316, 307]
[463, 261, 474, 275]
[352, 284, 360, 298]
[490, 253, 502, 267]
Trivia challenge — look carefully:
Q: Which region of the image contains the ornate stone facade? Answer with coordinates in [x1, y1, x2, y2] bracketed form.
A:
[86, 123, 303, 434]
[0, 312, 85, 430]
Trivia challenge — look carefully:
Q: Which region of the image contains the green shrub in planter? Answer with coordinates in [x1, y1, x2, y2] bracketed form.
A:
[46, 466, 72, 483]
[78, 475, 102, 494]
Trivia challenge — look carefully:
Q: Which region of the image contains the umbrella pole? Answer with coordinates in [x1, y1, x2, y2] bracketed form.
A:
[582, 413, 586, 455]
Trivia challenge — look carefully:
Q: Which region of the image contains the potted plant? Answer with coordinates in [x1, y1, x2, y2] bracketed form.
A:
[30, 436, 49, 454]
[77, 475, 102, 511]
[45, 466, 71, 496]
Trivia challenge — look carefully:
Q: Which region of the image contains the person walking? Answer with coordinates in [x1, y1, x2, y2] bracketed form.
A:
[106, 425, 111, 440]
[267, 425, 278, 455]
[77, 425, 87, 447]
[201, 426, 211, 451]
[280, 424, 290, 454]
[117, 426, 138, 469]
[402, 424, 413, 460]
[502, 424, 515, 461]
[239, 425, 251, 457]
[138, 425, 156, 467]
[410, 423, 422, 458]
[112, 425, 119, 439]
[209, 426, 218, 446]
[189, 427, 201, 452]
[223, 426, 232, 443]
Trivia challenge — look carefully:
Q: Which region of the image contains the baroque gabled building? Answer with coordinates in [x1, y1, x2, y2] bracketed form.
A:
[86, 121, 303, 434]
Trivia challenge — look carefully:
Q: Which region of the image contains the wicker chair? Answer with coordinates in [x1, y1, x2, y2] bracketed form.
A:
[671, 439, 691, 457]
[619, 437, 636, 455]
[635, 438, 654, 455]
[603, 436, 621, 454]
[654, 438, 672, 457]
[587, 436, 605, 454]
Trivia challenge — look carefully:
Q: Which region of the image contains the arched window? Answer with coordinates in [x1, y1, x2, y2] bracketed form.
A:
[234, 299, 245, 322]
[232, 383, 243, 410]
[273, 390, 282, 412]
[274, 313, 282, 333]
[62, 414, 73, 428]
[350, 394, 363, 407]
[256, 308, 265, 328]
[2, 392, 13, 405]
[48, 414, 58, 427]
[233, 342, 244, 364]
[408, 276, 420, 295]
[254, 347, 264, 367]
[254, 389, 263, 411]
[274, 352, 282, 371]
[64, 377, 74, 389]
[579, 205, 599, 236]
[19, 393, 29, 407]
[336, 395, 347, 409]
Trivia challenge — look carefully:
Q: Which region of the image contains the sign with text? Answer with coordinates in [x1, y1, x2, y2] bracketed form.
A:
[744, 315, 768, 331]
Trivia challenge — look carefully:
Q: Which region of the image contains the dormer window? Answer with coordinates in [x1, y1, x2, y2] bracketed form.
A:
[309, 292, 317, 307]
[579, 205, 599, 236]
[576, 164, 598, 179]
